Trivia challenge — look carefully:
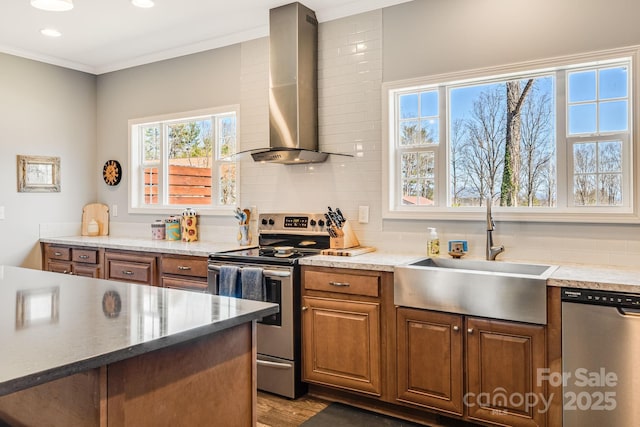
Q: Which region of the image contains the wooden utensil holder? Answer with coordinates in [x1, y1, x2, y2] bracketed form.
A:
[330, 220, 360, 249]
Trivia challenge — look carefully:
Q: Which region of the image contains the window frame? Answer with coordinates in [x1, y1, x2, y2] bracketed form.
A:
[382, 46, 639, 223]
[128, 106, 240, 216]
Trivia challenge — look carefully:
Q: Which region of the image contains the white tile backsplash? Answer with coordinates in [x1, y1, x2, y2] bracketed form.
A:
[231, 9, 640, 269]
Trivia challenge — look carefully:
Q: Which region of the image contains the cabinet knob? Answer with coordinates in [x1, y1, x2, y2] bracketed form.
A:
[467, 328, 474, 334]
[453, 326, 459, 332]
[302, 306, 308, 312]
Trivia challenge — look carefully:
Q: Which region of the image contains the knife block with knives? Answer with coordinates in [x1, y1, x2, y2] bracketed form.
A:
[329, 220, 360, 249]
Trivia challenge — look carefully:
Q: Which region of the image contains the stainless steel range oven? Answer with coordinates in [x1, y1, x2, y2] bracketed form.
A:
[207, 213, 330, 399]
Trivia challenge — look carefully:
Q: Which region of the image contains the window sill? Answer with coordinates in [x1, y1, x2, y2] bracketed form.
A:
[383, 207, 640, 224]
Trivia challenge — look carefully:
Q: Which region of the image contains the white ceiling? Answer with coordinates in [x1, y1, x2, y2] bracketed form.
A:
[0, 0, 410, 75]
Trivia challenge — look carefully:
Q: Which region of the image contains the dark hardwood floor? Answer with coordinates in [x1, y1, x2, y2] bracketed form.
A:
[257, 391, 329, 427]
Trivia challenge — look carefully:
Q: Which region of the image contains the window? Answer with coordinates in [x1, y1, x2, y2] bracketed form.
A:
[129, 107, 238, 214]
[384, 49, 636, 221]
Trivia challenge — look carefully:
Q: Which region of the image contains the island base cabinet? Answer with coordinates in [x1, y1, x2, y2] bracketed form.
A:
[396, 307, 464, 416]
[107, 322, 255, 426]
[0, 370, 102, 426]
[0, 323, 257, 427]
[466, 317, 546, 427]
[302, 296, 381, 396]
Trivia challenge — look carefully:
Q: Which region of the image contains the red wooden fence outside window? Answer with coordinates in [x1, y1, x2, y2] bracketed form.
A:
[144, 165, 212, 205]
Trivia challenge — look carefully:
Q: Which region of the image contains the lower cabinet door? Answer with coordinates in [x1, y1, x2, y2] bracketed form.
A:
[466, 317, 546, 427]
[396, 307, 464, 416]
[302, 296, 381, 396]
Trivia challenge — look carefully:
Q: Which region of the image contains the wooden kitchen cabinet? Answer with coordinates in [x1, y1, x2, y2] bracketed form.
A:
[466, 317, 546, 427]
[301, 267, 392, 398]
[396, 307, 464, 416]
[160, 254, 210, 292]
[43, 244, 103, 278]
[104, 250, 158, 286]
[396, 307, 546, 426]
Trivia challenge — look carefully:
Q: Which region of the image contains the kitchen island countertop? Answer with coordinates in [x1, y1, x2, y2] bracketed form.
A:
[0, 265, 277, 397]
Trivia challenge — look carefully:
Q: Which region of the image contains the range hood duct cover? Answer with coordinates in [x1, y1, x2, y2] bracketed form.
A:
[253, 2, 326, 164]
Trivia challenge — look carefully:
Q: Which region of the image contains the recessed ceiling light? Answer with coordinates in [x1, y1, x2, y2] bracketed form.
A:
[31, 0, 73, 12]
[40, 28, 62, 37]
[131, 0, 155, 8]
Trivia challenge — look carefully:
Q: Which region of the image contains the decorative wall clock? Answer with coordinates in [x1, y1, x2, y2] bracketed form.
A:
[103, 160, 122, 186]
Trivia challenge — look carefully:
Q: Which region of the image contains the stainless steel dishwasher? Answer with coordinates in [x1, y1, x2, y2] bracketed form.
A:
[562, 288, 640, 427]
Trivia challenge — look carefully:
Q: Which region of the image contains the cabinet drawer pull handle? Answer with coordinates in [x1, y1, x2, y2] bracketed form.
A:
[54, 252, 62, 256]
[122, 270, 134, 276]
[467, 328, 474, 334]
[453, 326, 459, 332]
[329, 281, 350, 287]
[178, 266, 192, 271]
[79, 255, 89, 259]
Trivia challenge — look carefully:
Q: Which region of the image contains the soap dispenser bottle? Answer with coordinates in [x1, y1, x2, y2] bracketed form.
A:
[427, 227, 440, 257]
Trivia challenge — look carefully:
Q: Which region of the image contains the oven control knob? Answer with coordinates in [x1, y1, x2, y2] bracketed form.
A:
[261, 218, 268, 225]
[318, 219, 325, 227]
[268, 218, 275, 225]
[310, 219, 316, 226]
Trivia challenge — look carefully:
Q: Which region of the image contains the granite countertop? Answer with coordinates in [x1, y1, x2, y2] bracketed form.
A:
[0, 265, 277, 397]
[301, 252, 640, 293]
[40, 235, 248, 257]
[299, 252, 425, 272]
[40, 236, 640, 292]
[549, 264, 640, 293]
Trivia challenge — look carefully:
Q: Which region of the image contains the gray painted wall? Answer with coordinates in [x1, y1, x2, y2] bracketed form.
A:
[0, 53, 96, 268]
[383, 0, 640, 81]
[96, 45, 241, 226]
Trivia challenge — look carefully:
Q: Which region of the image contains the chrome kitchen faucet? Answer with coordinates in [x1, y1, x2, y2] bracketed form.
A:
[486, 201, 505, 261]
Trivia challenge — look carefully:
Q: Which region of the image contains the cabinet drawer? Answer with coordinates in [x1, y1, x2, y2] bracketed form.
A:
[304, 270, 380, 297]
[71, 248, 98, 264]
[46, 246, 70, 261]
[107, 260, 153, 284]
[48, 260, 72, 274]
[162, 276, 210, 293]
[162, 256, 207, 278]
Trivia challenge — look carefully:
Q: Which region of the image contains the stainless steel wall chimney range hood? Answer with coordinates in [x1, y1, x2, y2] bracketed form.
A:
[250, 2, 329, 164]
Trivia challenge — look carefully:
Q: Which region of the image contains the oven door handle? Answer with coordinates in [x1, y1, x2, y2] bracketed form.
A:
[208, 265, 291, 278]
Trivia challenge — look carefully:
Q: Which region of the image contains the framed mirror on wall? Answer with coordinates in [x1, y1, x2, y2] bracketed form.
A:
[17, 155, 61, 193]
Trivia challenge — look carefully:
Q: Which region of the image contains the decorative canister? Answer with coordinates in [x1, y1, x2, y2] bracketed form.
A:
[165, 216, 181, 241]
[181, 207, 198, 242]
[151, 220, 165, 240]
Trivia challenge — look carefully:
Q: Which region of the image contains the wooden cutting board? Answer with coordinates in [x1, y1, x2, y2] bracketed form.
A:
[81, 203, 109, 236]
[320, 246, 376, 257]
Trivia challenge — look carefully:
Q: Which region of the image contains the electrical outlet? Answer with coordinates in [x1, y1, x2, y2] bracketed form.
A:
[358, 206, 369, 224]
[112, 204, 118, 217]
[0, 206, 4, 220]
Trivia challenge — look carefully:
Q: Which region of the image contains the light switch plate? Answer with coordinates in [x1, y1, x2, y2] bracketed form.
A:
[358, 205, 369, 223]
[0, 206, 4, 220]
[112, 204, 118, 217]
